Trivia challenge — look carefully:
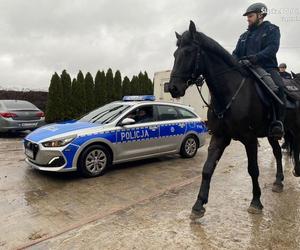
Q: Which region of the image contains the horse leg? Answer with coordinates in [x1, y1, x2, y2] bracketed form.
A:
[244, 139, 264, 214]
[190, 135, 231, 219]
[268, 137, 284, 193]
[292, 139, 300, 177]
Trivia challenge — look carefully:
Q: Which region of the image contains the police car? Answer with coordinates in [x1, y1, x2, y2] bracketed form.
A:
[23, 96, 207, 177]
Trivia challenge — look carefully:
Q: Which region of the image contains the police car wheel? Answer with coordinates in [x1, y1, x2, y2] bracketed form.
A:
[180, 135, 198, 158]
[78, 145, 111, 177]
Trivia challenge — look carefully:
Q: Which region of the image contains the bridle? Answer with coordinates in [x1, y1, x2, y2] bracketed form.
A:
[170, 42, 246, 119]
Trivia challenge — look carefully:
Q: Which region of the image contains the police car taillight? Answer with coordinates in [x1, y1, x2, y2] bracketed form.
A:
[122, 95, 155, 101]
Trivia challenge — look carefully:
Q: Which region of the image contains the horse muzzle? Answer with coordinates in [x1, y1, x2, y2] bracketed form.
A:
[168, 82, 186, 98]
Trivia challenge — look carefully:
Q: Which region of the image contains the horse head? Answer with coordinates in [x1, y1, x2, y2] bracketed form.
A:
[168, 21, 205, 98]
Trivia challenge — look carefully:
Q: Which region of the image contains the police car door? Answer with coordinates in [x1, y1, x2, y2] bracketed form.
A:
[156, 105, 186, 152]
[114, 105, 159, 161]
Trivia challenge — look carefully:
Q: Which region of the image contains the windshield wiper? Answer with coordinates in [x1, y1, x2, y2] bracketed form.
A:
[89, 110, 110, 122]
[102, 107, 131, 124]
[87, 106, 123, 122]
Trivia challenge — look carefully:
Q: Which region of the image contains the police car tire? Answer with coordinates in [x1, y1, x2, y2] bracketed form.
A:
[78, 145, 112, 177]
[180, 135, 199, 158]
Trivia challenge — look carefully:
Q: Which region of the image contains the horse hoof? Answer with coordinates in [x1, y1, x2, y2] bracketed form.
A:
[190, 208, 206, 220]
[293, 170, 300, 177]
[272, 183, 284, 193]
[247, 205, 263, 214]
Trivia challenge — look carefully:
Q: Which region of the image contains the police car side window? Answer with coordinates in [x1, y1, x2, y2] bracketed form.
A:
[157, 105, 179, 121]
[177, 107, 197, 119]
[124, 105, 154, 124]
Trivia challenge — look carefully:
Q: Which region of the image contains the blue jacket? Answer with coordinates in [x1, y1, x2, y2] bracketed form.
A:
[233, 21, 280, 70]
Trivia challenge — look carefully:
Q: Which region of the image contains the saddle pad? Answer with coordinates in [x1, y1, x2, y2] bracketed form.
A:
[282, 78, 300, 101]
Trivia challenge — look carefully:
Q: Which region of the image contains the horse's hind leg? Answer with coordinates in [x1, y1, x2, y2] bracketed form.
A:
[190, 135, 231, 220]
[243, 138, 263, 214]
[268, 137, 284, 193]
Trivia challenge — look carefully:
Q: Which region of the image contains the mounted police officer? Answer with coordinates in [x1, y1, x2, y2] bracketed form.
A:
[233, 3, 286, 139]
[279, 63, 292, 79]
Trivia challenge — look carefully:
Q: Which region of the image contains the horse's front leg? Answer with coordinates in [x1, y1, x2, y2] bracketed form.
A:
[243, 139, 263, 214]
[191, 135, 231, 219]
[268, 137, 284, 193]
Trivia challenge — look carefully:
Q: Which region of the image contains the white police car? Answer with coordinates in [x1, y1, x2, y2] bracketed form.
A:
[24, 96, 207, 177]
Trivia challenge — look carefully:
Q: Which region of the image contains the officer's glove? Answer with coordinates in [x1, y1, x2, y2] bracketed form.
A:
[239, 55, 257, 65]
[246, 55, 258, 64]
[238, 59, 251, 67]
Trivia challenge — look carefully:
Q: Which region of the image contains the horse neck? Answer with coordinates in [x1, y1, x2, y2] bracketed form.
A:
[202, 51, 244, 109]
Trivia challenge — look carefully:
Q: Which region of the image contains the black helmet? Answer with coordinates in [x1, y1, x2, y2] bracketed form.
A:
[243, 3, 268, 17]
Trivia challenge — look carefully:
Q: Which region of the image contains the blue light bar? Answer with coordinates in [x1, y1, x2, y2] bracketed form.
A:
[122, 95, 156, 101]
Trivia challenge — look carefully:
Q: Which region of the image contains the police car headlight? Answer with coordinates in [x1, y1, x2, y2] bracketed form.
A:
[42, 136, 76, 147]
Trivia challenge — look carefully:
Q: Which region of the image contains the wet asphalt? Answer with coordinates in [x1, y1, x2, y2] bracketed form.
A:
[0, 132, 299, 249]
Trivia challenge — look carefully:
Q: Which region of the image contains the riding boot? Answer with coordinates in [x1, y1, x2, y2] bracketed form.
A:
[269, 91, 286, 139]
[267, 69, 287, 140]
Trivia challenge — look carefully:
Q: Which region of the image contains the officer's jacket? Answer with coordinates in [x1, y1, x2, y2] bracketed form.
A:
[233, 21, 280, 70]
[279, 71, 292, 80]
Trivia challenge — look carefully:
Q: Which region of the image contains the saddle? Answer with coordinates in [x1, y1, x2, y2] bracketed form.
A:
[242, 63, 299, 109]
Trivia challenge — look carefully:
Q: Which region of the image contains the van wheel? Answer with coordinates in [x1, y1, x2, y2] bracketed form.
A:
[180, 135, 198, 158]
[78, 145, 112, 177]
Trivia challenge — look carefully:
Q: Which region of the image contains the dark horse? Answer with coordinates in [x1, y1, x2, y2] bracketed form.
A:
[168, 21, 300, 219]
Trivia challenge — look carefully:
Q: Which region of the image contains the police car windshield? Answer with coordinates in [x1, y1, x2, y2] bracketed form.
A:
[79, 103, 131, 124]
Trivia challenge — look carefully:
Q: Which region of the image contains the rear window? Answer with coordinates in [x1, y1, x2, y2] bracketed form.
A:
[177, 107, 197, 119]
[2, 100, 37, 110]
[157, 105, 179, 121]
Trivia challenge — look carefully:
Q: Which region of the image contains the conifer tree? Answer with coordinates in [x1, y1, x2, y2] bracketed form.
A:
[71, 71, 86, 117]
[106, 68, 114, 102]
[122, 76, 131, 97]
[61, 70, 72, 120]
[84, 72, 95, 111]
[45, 72, 63, 123]
[114, 70, 122, 100]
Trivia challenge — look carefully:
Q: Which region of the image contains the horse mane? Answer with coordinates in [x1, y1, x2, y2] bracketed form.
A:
[194, 31, 239, 68]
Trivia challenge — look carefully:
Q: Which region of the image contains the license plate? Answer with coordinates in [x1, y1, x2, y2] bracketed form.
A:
[21, 123, 37, 127]
[25, 148, 34, 159]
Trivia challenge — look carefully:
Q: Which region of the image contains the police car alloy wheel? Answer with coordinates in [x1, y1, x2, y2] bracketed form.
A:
[78, 145, 112, 177]
[180, 135, 198, 158]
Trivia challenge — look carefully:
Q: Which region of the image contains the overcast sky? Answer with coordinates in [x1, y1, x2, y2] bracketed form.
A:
[0, 0, 299, 90]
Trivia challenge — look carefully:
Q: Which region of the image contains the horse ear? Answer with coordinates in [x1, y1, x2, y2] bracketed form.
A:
[189, 20, 197, 35]
[175, 32, 181, 40]
[291, 71, 297, 78]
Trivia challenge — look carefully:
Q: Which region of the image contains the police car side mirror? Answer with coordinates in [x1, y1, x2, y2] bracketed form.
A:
[120, 118, 136, 126]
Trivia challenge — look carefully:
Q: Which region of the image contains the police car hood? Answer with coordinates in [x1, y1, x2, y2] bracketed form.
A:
[25, 120, 102, 143]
